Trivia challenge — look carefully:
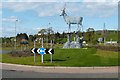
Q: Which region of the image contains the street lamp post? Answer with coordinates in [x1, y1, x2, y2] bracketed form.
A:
[46, 23, 50, 48]
[14, 19, 18, 49]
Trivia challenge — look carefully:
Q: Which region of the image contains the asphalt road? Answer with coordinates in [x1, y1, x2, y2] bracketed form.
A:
[1, 69, 118, 78]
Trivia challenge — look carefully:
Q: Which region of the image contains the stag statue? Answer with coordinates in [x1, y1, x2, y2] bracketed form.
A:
[60, 7, 83, 33]
[60, 4, 84, 48]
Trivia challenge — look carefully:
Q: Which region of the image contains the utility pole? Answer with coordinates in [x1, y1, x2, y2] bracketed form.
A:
[103, 23, 106, 45]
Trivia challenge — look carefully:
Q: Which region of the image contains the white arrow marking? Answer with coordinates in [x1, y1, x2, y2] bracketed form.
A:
[32, 48, 35, 53]
[44, 49, 46, 54]
[48, 48, 52, 54]
[37, 49, 40, 53]
[40, 50, 45, 53]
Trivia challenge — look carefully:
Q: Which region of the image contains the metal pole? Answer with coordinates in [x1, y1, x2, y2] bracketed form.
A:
[39, 38, 40, 43]
[41, 38, 44, 63]
[34, 53, 36, 63]
[50, 54, 52, 63]
[14, 19, 18, 49]
[41, 55, 43, 63]
[46, 23, 50, 48]
[50, 40, 52, 63]
[34, 40, 35, 48]
[103, 23, 106, 45]
[42, 38, 43, 48]
[46, 30, 48, 48]
[14, 21, 16, 49]
[34, 40, 36, 63]
[51, 40, 52, 48]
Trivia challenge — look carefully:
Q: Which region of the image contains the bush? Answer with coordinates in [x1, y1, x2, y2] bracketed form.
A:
[9, 50, 39, 57]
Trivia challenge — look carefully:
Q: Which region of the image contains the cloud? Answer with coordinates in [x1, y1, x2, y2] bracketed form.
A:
[62, 2, 117, 18]
[0, 2, 2, 8]
[83, 0, 106, 2]
[2, 16, 19, 22]
[2, 2, 39, 12]
[37, 3, 63, 17]
[2, 2, 118, 18]
[1, 0, 119, 2]
[83, 0, 119, 2]
[2, 25, 15, 37]
[1, 0, 80, 2]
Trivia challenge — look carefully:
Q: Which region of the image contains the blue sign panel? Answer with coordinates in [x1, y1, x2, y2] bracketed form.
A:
[39, 48, 45, 55]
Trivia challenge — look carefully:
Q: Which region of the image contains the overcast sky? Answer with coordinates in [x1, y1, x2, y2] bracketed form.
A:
[1, 0, 119, 37]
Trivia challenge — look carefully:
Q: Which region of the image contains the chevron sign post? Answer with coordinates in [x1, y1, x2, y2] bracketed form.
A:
[31, 48, 38, 53]
[37, 48, 46, 55]
[45, 48, 54, 63]
[31, 48, 54, 63]
[37, 48, 46, 63]
[45, 48, 54, 54]
[31, 48, 38, 63]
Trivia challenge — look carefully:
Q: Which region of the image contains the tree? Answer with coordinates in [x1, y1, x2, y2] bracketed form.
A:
[38, 29, 47, 38]
[38, 29, 46, 35]
[23, 33, 29, 40]
[86, 28, 95, 43]
[61, 32, 65, 38]
[47, 27, 54, 34]
[55, 32, 60, 38]
[87, 28, 95, 32]
[46, 27, 54, 41]
[55, 32, 60, 43]
[29, 35, 34, 42]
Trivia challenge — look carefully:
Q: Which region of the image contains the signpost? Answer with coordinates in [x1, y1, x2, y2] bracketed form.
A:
[31, 48, 38, 63]
[98, 38, 102, 44]
[45, 48, 54, 63]
[31, 38, 54, 63]
[37, 38, 45, 63]
[37, 47, 45, 63]
[31, 48, 54, 63]
[50, 40, 53, 63]
[33, 39, 38, 63]
[50, 53, 52, 63]
[41, 38, 44, 63]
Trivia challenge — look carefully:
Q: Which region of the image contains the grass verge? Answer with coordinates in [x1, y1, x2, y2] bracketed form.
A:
[1, 48, 118, 67]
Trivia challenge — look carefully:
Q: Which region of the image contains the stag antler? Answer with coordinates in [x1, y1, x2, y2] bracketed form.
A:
[63, 3, 66, 10]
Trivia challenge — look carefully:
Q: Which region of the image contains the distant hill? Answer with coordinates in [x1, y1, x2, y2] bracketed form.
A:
[95, 30, 118, 41]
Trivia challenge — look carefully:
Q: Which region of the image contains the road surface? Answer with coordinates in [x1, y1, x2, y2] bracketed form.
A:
[0, 63, 118, 78]
[1, 69, 118, 78]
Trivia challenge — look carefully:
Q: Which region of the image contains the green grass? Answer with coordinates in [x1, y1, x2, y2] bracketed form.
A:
[1, 47, 21, 50]
[1, 48, 118, 67]
[106, 33, 118, 41]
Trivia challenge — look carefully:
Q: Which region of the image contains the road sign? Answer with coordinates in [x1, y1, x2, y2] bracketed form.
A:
[31, 47, 54, 63]
[98, 38, 102, 42]
[31, 48, 38, 53]
[45, 48, 54, 54]
[45, 48, 54, 63]
[37, 48, 46, 55]
[31, 48, 38, 63]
